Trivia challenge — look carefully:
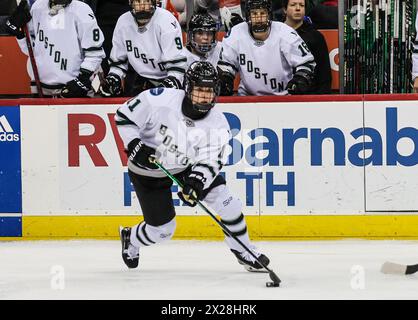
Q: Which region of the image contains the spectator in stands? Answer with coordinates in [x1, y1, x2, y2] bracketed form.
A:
[218, 0, 316, 96]
[284, 0, 331, 94]
[271, 0, 285, 21]
[272, 0, 337, 29]
[5, 0, 105, 98]
[309, 0, 337, 29]
[88, 0, 131, 76]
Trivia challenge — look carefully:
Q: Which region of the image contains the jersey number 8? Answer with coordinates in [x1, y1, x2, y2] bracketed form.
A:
[93, 29, 100, 42]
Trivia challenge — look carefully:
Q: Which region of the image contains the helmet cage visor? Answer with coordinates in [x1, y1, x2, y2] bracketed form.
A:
[246, 2, 272, 33]
[189, 28, 217, 54]
[130, 0, 156, 25]
[186, 77, 219, 112]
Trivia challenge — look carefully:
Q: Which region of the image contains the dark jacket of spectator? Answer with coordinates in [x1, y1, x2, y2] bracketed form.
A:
[295, 20, 331, 94]
[0, 0, 16, 15]
[0, 0, 16, 35]
[88, 0, 131, 75]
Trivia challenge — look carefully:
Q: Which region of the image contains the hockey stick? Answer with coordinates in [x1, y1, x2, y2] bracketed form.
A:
[17, 0, 43, 97]
[381, 262, 418, 275]
[23, 25, 43, 97]
[151, 158, 281, 288]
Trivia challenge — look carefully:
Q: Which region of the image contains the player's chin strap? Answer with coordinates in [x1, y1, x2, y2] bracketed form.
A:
[149, 156, 282, 288]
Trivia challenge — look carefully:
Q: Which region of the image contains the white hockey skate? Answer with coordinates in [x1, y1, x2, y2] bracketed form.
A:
[231, 248, 270, 273]
[119, 226, 139, 269]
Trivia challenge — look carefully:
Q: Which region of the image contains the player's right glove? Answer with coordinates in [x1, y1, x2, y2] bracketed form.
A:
[178, 172, 206, 207]
[5, 0, 32, 39]
[127, 138, 158, 170]
[286, 69, 314, 95]
[99, 74, 122, 97]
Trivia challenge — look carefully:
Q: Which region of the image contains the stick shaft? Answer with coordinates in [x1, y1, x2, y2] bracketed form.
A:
[23, 25, 43, 97]
[154, 161, 273, 273]
[18, 0, 43, 97]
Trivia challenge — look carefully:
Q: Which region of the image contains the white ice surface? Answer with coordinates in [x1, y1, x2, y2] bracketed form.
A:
[1, 240, 418, 300]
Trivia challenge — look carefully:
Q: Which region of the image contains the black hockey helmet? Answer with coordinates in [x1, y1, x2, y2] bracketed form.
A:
[245, 0, 272, 33]
[183, 61, 220, 119]
[129, 0, 157, 27]
[187, 12, 217, 55]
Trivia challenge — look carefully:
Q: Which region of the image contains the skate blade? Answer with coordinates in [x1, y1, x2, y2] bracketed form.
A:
[238, 261, 269, 273]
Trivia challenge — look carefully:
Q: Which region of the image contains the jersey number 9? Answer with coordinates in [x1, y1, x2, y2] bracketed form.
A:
[175, 37, 182, 50]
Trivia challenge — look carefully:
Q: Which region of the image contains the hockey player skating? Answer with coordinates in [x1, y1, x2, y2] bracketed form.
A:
[184, 10, 222, 68]
[115, 61, 270, 273]
[99, 0, 187, 97]
[218, 0, 316, 95]
[6, 0, 105, 97]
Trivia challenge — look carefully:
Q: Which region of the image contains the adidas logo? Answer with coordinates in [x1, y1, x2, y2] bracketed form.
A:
[0, 115, 20, 142]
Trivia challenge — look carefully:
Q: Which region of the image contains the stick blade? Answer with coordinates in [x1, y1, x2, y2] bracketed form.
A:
[380, 261, 407, 275]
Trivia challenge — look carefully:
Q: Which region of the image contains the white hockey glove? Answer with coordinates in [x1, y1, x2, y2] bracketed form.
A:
[220, 6, 244, 33]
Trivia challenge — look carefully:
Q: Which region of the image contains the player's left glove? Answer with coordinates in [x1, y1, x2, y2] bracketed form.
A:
[60, 69, 93, 98]
[159, 76, 183, 89]
[178, 172, 206, 207]
[286, 69, 314, 95]
[5, 0, 32, 39]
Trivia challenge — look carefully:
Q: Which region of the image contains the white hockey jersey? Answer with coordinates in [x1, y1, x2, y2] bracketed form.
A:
[115, 88, 230, 188]
[218, 21, 316, 95]
[109, 8, 187, 83]
[17, 0, 105, 93]
[412, 13, 418, 80]
[184, 42, 222, 69]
